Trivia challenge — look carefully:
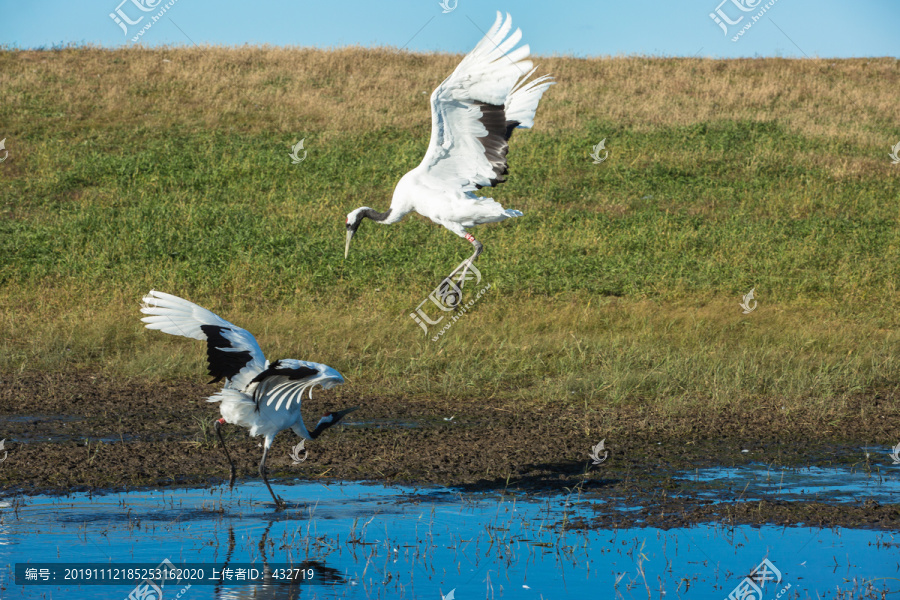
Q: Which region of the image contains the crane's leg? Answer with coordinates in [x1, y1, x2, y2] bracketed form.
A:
[449, 233, 482, 305]
[259, 440, 285, 509]
[214, 418, 237, 487]
[463, 233, 483, 266]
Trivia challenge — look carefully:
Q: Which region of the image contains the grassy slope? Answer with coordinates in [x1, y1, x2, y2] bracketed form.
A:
[1, 47, 899, 423]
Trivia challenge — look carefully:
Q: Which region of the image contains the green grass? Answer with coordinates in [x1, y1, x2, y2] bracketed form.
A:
[4, 126, 898, 297]
[1, 48, 899, 419]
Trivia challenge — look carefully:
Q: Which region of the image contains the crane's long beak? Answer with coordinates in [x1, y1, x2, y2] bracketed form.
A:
[334, 406, 360, 421]
[344, 230, 354, 259]
[328, 406, 360, 429]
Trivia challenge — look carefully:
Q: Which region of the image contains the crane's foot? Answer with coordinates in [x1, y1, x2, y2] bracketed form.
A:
[262, 471, 286, 509]
[267, 487, 286, 510]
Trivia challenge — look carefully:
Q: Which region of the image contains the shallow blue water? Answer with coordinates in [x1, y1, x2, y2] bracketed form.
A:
[676, 457, 900, 505]
[1, 480, 898, 599]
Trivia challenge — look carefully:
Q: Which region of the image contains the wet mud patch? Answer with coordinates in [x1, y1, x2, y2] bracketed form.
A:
[0, 371, 898, 530]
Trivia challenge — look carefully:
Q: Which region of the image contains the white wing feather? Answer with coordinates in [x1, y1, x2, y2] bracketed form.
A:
[140, 290, 267, 390]
[418, 12, 554, 191]
[248, 360, 345, 412]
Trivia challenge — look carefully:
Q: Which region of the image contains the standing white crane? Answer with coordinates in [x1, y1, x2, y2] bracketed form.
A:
[140, 290, 357, 508]
[344, 12, 554, 283]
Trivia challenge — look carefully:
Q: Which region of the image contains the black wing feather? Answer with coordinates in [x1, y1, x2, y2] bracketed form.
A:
[474, 101, 520, 189]
[247, 360, 320, 406]
[200, 325, 254, 384]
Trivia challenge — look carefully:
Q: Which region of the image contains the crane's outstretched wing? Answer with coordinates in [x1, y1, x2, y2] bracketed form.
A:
[247, 359, 345, 411]
[418, 12, 554, 192]
[140, 290, 267, 390]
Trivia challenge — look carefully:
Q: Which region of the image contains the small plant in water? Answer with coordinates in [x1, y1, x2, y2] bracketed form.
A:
[87, 440, 103, 465]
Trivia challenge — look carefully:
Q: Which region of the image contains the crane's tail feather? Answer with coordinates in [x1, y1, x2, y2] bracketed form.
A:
[208, 388, 254, 406]
[210, 388, 268, 438]
[504, 209, 524, 218]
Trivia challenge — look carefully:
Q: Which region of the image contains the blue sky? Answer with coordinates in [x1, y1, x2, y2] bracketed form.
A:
[0, 0, 897, 58]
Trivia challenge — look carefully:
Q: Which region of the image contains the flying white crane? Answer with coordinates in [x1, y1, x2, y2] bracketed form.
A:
[140, 290, 357, 508]
[345, 12, 554, 282]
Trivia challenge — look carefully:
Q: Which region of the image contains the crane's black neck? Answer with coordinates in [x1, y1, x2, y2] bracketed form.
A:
[362, 208, 391, 223]
[309, 422, 330, 440]
[306, 406, 360, 439]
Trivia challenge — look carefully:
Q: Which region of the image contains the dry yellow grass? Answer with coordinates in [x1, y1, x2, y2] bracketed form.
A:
[2, 47, 897, 143]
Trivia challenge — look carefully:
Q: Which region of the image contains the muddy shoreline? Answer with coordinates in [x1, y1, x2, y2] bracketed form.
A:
[1, 371, 898, 530]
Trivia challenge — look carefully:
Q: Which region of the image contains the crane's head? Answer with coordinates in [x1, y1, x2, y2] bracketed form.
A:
[310, 406, 360, 439]
[344, 207, 370, 259]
